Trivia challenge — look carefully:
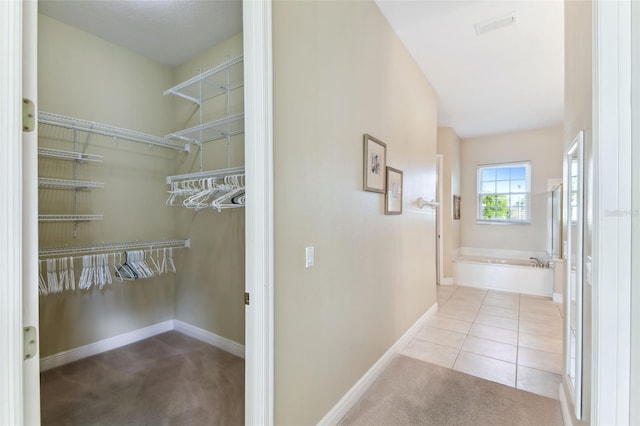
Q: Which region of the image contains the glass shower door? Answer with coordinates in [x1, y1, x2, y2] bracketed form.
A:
[565, 131, 584, 419]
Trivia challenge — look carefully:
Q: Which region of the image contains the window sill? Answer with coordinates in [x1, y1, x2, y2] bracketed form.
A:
[476, 220, 531, 226]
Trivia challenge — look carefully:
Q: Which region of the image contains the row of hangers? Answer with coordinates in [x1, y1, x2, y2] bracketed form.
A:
[39, 248, 177, 295]
[166, 173, 245, 212]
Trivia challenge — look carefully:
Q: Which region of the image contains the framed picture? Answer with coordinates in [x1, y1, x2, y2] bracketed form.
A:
[453, 195, 461, 220]
[363, 134, 387, 193]
[385, 167, 403, 215]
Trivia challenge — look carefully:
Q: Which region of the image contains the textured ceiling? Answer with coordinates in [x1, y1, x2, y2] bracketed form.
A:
[38, 0, 243, 67]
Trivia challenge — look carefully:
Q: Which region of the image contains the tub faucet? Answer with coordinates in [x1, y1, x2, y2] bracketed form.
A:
[529, 257, 549, 268]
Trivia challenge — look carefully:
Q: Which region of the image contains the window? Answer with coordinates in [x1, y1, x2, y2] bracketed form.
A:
[477, 162, 531, 223]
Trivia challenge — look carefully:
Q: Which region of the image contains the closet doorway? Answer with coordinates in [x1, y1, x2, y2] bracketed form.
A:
[20, 0, 273, 424]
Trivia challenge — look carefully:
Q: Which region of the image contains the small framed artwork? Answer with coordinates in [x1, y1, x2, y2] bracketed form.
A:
[453, 195, 461, 220]
[363, 134, 387, 193]
[385, 167, 403, 215]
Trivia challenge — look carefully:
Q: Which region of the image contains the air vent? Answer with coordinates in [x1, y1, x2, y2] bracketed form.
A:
[474, 11, 517, 36]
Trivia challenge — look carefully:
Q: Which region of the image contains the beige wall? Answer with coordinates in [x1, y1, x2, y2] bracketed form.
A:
[563, 0, 592, 423]
[38, 15, 178, 356]
[437, 127, 461, 278]
[460, 126, 563, 254]
[37, 15, 245, 356]
[273, 1, 438, 424]
[172, 33, 245, 344]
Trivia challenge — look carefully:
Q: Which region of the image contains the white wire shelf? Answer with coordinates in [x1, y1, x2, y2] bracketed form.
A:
[38, 147, 103, 162]
[39, 214, 104, 222]
[163, 55, 244, 104]
[166, 166, 245, 185]
[39, 239, 190, 258]
[166, 112, 244, 145]
[38, 111, 190, 152]
[38, 177, 104, 189]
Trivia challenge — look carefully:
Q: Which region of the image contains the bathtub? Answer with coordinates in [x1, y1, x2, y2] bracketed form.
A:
[452, 255, 553, 297]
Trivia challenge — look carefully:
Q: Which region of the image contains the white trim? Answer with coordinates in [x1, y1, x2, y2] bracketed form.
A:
[39, 321, 174, 372]
[174, 320, 245, 359]
[22, 0, 40, 424]
[39, 321, 246, 372]
[553, 292, 563, 304]
[317, 303, 439, 426]
[243, 0, 274, 424]
[592, 1, 633, 424]
[631, 5, 640, 424]
[0, 1, 24, 424]
[439, 277, 454, 286]
[559, 383, 573, 426]
[437, 154, 443, 282]
[564, 133, 584, 419]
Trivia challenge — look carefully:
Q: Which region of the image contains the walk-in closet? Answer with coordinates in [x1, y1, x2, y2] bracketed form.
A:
[36, 1, 246, 423]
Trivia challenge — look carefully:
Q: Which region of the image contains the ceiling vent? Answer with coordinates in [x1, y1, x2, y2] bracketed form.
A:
[474, 11, 517, 36]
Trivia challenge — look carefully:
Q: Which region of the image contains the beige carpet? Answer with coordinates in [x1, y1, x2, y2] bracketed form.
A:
[339, 355, 563, 426]
[40, 331, 244, 426]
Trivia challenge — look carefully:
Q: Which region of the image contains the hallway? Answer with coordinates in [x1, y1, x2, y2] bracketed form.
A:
[401, 285, 563, 399]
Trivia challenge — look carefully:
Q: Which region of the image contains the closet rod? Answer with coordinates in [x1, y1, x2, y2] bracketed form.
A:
[38, 111, 190, 152]
[166, 166, 245, 185]
[39, 239, 190, 258]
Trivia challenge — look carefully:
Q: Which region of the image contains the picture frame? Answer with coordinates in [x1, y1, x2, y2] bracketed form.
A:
[453, 195, 461, 220]
[385, 167, 403, 215]
[363, 134, 387, 193]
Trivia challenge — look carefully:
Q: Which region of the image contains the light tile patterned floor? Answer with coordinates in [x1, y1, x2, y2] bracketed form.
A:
[401, 285, 563, 400]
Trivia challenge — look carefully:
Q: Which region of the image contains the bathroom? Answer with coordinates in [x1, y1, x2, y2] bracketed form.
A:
[437, 126, 564, 301]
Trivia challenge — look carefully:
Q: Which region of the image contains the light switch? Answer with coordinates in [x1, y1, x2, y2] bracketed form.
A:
[305, 246, 314, 268]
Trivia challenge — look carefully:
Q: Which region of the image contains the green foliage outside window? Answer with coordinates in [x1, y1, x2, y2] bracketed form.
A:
[481, 194, 510, 219]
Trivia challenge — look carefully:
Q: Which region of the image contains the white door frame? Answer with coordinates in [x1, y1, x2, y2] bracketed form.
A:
[1, 1, 27, 423]
[243, 0, 274, 424]
[22, 0, 41, 423]
[0, 1, 275, 423]
[436, 154, 444, 285]
[592, 0, 633, 424]
[631, 4, 640, 424]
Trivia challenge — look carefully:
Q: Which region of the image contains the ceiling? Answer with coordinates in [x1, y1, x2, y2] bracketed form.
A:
[38, 0, 563, 139]
[38, 0, 243, 68]
[375, 0, 564, 138]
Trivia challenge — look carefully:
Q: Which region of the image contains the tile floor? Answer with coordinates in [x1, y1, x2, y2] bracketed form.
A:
[401, 285, 563, 400]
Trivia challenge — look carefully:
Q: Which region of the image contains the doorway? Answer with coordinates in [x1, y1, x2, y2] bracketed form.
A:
[5, 1, 274, 424]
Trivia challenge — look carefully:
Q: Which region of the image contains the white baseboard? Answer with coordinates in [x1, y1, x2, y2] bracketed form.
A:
[317, 302, 439, 426]
[553, 292, 564, 304]
[174, 320, 245, 359]
[40, 319, 246, 371]
[439, 277, 454, 285]
[559, 382, 572, 426]
[40, 320, 174, 372]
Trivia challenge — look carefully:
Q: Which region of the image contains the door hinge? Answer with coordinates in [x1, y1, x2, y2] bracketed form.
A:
[23, 326, 37, 360]
[22, 98, 35, 132]
[244, 292, 250, 305]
